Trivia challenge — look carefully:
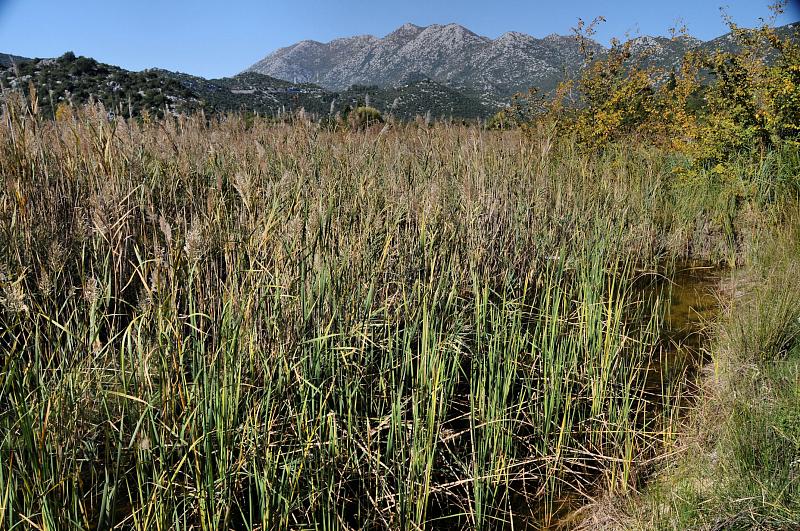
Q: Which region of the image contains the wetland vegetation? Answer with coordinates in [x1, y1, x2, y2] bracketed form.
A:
[0, 9, 799, 531]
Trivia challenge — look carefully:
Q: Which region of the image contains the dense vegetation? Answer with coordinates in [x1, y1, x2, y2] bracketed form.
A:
[161, 70, 336, 118]
[0, 52, 201, 118]
[509, 13, 800, 158]
[555, 9, 800, 529]
[603, 219, 800, 530]
[335, 80, 493, 121]
[0, 8, 798, 531]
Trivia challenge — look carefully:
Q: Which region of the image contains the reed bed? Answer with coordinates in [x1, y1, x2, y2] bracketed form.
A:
[0, 102, 790, 529]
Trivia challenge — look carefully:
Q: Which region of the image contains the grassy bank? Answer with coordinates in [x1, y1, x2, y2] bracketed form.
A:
[0, 102, 798, 529]
[587, 214, 800, 530]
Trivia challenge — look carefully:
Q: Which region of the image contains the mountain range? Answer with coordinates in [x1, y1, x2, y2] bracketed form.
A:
[248, 23, 599, 101]
[0, 51, 494, 120]
[245, 22, 798, 102]
[1, 22, 798, 121]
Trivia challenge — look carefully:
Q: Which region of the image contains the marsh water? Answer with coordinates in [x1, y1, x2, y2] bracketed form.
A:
[527, 261, 723, 529]
[646, 262, 722, 395]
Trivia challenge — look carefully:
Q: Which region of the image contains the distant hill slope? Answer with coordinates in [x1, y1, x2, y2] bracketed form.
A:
[0, 53, 31, 68]
[246, 22, 800, 101]
[159, 70, 494, 119]
[0, 53, 496, 120]
[701, 22, 799, 53]
[335, 78, 493, 120]
[156, 70, 335, 116]
[0, 53, 202, 117]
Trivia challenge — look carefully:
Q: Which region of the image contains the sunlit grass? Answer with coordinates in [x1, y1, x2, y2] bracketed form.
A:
[0, 100, 796, 529]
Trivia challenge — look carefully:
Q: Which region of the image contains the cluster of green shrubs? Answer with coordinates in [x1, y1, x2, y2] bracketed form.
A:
[509, 5, 800, 171]
[345, 105, 383, 128]
[0, 52, 199, 118]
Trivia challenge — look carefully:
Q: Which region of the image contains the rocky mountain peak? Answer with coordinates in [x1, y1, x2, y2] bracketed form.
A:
[496, 31, 535, 44]
[245, 22, 595, 96]
[387, 23, 424, 41]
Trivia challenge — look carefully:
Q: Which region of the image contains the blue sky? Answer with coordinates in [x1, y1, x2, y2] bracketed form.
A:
[0, 0, 797, 78]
